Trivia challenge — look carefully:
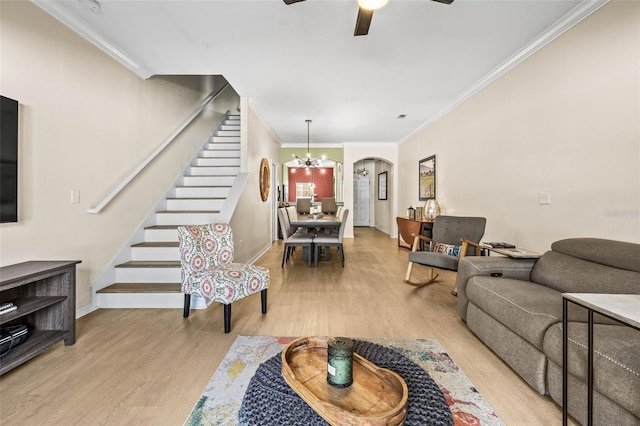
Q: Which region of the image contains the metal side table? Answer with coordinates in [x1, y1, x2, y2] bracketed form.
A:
[561, 293, 640, 426]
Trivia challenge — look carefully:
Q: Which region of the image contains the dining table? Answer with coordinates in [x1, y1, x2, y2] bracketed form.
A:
[290, 214, 341, 234]
[289, 214, 342, 262]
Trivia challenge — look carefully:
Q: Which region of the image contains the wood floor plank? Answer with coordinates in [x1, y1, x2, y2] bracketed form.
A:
[0, 227, 577, 425]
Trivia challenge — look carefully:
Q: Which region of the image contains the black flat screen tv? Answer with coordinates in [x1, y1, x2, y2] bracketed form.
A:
[1, 95, 19, 223]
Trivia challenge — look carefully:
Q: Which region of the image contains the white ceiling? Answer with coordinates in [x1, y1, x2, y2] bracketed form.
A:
[34, 0, 606, 147]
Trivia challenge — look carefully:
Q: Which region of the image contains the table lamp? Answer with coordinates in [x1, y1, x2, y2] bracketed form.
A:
[424, 199, 441, 220]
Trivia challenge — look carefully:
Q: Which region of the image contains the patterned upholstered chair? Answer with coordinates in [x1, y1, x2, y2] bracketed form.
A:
[178, 223, 270, 333]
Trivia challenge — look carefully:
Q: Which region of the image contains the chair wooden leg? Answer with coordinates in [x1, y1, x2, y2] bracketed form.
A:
[261, 289, 267, 314]
[403, 262, 439, 286]
[340, 245, 345, 267]
[224, 304, 231, 333]
[183, 294, 191, 318]
[314, 244, 319, 267]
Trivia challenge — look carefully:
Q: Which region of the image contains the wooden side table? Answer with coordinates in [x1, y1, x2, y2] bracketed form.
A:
[396, 217, 433, 249]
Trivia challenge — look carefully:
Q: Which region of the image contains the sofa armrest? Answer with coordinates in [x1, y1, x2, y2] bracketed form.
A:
[456, 256, 538, 321]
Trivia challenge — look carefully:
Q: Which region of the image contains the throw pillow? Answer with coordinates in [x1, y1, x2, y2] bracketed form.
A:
[433, 242, 462, 257]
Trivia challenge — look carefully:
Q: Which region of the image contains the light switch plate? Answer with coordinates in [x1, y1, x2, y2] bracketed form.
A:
[538, 192, 551, 205]
[71, 190, 80, 204]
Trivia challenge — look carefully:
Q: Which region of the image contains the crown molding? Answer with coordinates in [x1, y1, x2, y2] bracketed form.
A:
[399, 0, 610, 145]
[31, 0, 153, 79]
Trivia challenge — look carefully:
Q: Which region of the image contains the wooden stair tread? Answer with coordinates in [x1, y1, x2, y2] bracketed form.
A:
[97, 283, 181, 293]
[116, 261, 180, 268]
[131, 242, 178, 248]
[144, 225, 179, 230]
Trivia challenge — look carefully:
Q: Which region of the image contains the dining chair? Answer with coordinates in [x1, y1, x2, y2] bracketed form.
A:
[278, 208, 315, 267]
[296, 198, 312, 215]
[321, 197, 337, 214]
[313, 209, 349, 267]
[403, 215, 486, 292]
[178, 223, 269, 333]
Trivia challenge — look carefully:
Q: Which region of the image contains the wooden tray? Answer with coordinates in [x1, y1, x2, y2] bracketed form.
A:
[281, 336, 408, 426]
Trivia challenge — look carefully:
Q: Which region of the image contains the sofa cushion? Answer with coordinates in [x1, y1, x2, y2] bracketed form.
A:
[552, 238, 640, 273]
[467, 277, 573, 350]
[543, 322, 640, 418]
[531, 251, 640, 294]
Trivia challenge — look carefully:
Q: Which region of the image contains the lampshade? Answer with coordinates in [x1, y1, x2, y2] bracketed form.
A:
[357, 0, 389, 11]
[424, 199, 441, 220]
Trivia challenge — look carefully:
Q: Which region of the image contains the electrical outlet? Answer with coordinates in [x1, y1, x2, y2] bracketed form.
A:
[538, 192, 551, 205]
[71, 190, 80, 204]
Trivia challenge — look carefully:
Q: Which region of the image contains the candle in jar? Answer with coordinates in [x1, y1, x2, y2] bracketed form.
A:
[327, 337, 354, 388]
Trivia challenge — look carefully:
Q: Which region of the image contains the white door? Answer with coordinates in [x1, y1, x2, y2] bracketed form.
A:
[353, 177, 370, 226]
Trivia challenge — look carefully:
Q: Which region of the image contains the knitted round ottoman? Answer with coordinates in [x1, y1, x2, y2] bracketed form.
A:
[238, 339, 453, 425]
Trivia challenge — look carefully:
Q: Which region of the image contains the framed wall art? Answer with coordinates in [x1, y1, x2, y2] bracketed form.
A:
[418, 155, 436, 201]
[378, 171, 387, 200]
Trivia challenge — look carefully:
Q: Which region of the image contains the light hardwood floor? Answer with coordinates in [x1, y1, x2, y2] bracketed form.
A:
[0, 227, 572, 425]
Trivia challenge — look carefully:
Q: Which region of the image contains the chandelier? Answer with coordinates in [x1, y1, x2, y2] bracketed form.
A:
[293, 119, 324, 168]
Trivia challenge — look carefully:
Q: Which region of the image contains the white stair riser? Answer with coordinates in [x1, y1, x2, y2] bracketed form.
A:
[198, 150, 240, 164]
[203, 146, 240, 156]
[96, 292, 183, 309]
[166, 198, 225, 211]
[195, 158, 240, 168]
[145, 228, 178, 242]
[191, 156, 240, 166]
[156, 212, 220, 225]
[219, 125, 240, 131]
[131, 246, 180, 261]
[175, 187, 231, 198]
[212, 136, 240, 143]
[215, 130, 240, 137]
[115, 267, 181, 283]
[183, 176, 236, 186]
[205, 142, 239, 150]
[190, 166, 240, 175]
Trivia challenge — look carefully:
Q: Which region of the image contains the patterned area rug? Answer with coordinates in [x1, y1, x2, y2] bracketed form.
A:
[184, 336, 504, 426]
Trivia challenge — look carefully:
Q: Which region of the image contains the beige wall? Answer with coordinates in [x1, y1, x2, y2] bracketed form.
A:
[230, 104, 281, 263]
[0, 2, 234, 309]
[398, 0, 640, 252]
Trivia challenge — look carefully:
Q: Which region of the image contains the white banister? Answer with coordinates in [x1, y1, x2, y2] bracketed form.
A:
[86, 83, 230, 214]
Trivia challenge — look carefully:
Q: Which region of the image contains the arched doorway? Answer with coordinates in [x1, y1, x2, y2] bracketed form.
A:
[352, 158, 393, 234]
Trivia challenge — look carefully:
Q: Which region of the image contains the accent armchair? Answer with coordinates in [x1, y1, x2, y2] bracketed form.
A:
[404, 215, 486, 292]
[178, 223, 270, 333]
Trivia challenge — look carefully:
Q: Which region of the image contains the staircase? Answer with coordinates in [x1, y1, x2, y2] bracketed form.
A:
[96, 114, 241, 309]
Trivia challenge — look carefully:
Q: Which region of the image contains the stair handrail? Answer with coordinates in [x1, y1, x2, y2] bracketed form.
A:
[86, 83, 230, 214]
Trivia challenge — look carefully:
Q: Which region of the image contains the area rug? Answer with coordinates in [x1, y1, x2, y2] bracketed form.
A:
[184, 336, 504, 426]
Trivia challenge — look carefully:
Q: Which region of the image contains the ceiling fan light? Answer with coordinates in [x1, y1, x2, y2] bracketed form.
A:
[357, 0, 388, 11]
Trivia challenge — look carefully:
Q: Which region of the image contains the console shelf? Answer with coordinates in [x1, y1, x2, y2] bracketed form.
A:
[0, 261, 80, 376]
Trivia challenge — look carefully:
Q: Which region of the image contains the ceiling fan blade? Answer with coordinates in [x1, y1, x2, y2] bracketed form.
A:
[283, 0, 306, 4]
[430, 0, 454, 4]
[354, 7, 374, 36]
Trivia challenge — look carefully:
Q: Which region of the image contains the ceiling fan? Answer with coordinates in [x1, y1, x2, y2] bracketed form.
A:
[283, 0, 454, 36]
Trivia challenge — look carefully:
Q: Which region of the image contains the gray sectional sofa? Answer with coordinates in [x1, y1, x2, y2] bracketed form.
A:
[455, 238, 640, 425]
